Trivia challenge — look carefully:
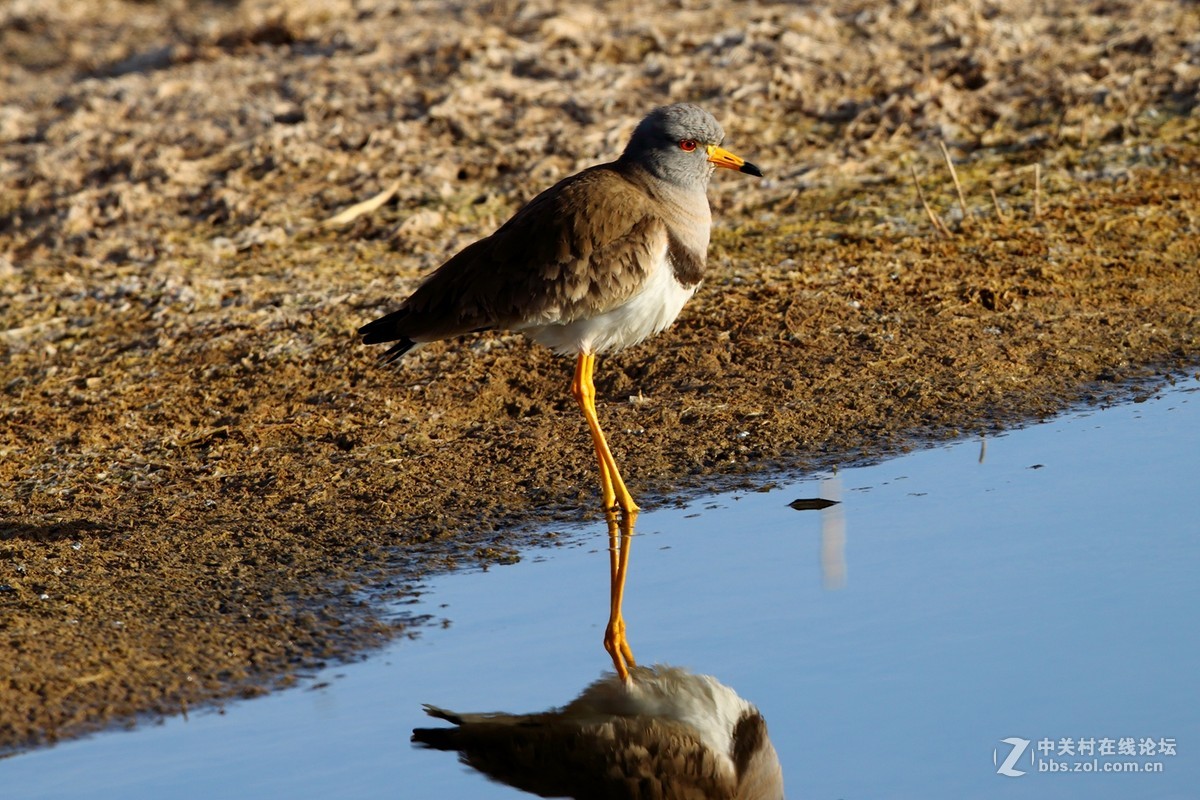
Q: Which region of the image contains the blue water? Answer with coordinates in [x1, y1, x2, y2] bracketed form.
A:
[4, 380, 1198, 799]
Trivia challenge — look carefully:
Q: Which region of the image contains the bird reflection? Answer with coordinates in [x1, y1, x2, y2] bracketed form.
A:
[413, 510, 784, 798]
[412, 664, 784, 800]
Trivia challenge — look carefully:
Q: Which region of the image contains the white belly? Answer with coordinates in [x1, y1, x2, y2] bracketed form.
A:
[567, 666, 754, 776]
[524, 252, 697, 355]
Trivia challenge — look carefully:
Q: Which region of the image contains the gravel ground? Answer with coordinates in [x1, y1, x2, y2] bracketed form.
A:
[1, 0, 1198, 751]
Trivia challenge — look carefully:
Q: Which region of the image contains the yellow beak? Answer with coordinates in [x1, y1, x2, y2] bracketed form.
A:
[706, 144, 763, 177]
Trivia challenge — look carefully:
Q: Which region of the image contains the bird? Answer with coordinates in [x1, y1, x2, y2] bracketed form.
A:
[359, 103, 762, 515]
[412, 664, 785, 800]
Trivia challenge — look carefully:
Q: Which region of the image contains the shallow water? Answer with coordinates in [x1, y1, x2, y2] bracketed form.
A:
[5, 380, 1199, 799]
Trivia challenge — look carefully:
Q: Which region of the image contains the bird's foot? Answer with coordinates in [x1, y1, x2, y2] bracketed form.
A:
[604, 617, 637, 683]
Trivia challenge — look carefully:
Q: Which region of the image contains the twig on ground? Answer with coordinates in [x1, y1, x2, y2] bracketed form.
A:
[989, 187, 1008, 224]
[1034, 164, 1042, 218]
[910, 164, 952, 238]
[939, 140, 970, 224]
[322, 180, 402, 228]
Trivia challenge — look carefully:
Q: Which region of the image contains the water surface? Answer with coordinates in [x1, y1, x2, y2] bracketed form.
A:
[5, 381, 1198, 799]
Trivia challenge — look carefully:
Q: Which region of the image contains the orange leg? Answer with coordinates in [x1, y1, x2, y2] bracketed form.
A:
[571, 353, 639, 514]
[603, 509, 638, 682]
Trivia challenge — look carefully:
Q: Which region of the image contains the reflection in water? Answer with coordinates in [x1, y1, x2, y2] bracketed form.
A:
[412, 664, 784, 800]
[819, 477, 846, 590]
[790, 477, 846, 590]
[413, 511, 785, 799]
[603, 510, 637, 682]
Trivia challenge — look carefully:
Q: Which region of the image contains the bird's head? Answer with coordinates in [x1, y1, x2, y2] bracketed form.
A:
[621, 103, 763, 187]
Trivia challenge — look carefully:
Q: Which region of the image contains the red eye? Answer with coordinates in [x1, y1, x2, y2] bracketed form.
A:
[679, 139, 697, 152]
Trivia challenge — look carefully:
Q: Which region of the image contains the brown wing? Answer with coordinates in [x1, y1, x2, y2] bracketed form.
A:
[360, 164, 667, 350]
[414, 713, 738, 800]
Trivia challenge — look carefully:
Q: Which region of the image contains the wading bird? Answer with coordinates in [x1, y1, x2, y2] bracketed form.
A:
[359, 103, 761, 515]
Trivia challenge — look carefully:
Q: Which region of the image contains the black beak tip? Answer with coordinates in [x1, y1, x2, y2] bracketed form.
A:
[740, 161, 763, 178]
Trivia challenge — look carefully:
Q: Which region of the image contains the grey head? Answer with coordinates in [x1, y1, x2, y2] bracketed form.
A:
[619, 103, 762, 188]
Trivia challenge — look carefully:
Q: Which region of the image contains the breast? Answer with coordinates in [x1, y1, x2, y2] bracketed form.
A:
[523, 245, 698, 355]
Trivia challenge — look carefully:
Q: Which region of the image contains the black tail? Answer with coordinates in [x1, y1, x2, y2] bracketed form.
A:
[411, 726, 462, 751]
[411, 705, 464, 749]
[359, 310, 416, 363]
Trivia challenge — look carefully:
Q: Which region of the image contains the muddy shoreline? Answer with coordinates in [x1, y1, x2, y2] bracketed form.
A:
[3, 0, 1199, 753]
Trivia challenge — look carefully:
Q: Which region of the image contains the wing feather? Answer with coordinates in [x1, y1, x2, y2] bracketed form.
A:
[413, 714, 737, 800]
[359, 164, 666, 348]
